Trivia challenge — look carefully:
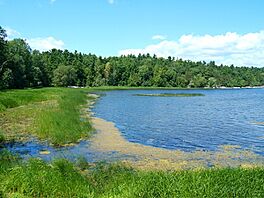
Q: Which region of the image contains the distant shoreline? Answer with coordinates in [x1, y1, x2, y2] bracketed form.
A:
[72, 85, 264, 91]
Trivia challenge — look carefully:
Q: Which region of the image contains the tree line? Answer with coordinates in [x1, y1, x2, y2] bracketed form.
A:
[1, 26, 264, 89]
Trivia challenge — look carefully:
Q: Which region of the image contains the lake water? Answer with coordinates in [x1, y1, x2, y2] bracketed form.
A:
[3, 88, 264, 164]
[93, 88, 264, 155]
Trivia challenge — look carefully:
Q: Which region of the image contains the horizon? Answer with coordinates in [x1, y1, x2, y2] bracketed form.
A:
[1, 0, 264, 67]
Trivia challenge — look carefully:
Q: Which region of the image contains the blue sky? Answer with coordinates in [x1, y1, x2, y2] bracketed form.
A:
[1, 0, 264, 67]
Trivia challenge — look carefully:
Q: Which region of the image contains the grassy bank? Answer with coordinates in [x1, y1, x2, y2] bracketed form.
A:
[0, 151, 263, 198]
[0, 88, 93, 145]
[1, 87, 264, 197]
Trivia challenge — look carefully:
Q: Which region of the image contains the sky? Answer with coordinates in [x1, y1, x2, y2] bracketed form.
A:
[1, 0, 264, 67]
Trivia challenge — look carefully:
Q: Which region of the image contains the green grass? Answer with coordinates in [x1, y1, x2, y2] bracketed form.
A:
[34, 89, 93, 145]
[0, 151, 263, 198]
[0, 88, 58, 112]
[0, 88, 93, 145]
[1, 87, 264, 197]
[0, 129, 4, 144]
[134, 93, 205, 97]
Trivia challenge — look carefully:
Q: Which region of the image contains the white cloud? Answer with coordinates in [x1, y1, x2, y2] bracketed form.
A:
[50, 0, 56, 4]
[108, 0, 114, 4]
[152, 35, 167, 40]
[5, 27, 21, 40]
[5, 27, 64, 52]
[27, 37, 64, 52]
[119, 31, 264, 67]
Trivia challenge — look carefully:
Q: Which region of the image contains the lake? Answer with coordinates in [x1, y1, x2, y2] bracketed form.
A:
[4, 88, 264, 165]
[93, 88, 264, 155]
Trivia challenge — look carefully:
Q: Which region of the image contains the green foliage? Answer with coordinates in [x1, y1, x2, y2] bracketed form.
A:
[1, 158, 94, 197]
[0, 156, 264, 198]
[0, 88, 93, 145]
[0, 26, 7, 67]
[75, 156, 91, 170]
[34, 89, 92, 145]
[52, 65, 77, 87]
[0, 88, 55, 112]
[6, 39, 32, 88]
[0, 130, 4, 144]
[0, 27, 263, 90]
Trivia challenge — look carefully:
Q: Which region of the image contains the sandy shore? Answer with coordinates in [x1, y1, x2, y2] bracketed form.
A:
[90, 116, 263, 170]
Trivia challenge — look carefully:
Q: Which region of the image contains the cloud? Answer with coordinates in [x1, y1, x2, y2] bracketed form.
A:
[50, 0, 56, 4]
[5, 27, 65, 52]
[27, 37, 64, 52]
[5, 27, 21, 40]
[119, 31, 264, 67]
[152, 35, 167, 40]
[107, 0, 114, 4]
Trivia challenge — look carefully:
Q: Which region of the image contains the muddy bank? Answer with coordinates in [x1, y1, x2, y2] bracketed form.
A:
[90, 117, 264, 170]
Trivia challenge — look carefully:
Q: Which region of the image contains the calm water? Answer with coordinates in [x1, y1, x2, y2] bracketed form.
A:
[3, 88, 264, 162]
[93, 89, 264, 155]
[4, 138, 136, 162]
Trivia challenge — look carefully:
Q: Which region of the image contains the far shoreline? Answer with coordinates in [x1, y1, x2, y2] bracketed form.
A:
[82, 85, 264, 92]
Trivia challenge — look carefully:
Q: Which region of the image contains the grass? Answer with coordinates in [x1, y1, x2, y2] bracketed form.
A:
[0, 88, 57, 112]
[134, 93, 205, 97]
[33, 89, 93, 145]
[0, 151, 264, 197]
[0, 128, 4, 142]
[1, 87, 264, 197]
[0, 88, 93, 145]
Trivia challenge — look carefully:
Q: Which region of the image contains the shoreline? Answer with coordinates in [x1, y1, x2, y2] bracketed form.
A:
[90, 116, 264, 170]
[87, 85, 264, 91]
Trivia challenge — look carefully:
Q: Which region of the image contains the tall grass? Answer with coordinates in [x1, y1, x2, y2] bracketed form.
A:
[0, 88, 58, 112]
[0, 129, 4, 144]
[34, 89, 93, 145]
[0, 152, 263, 198]
[1, 87, 264, 197]
[0, 88, 93, 145]
[0, 152, 94, 197]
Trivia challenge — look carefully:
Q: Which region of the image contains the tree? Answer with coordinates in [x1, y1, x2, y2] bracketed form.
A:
[0, 25, 263, 89]
[0, 26, 7, 71]
[0, 68, 13, 89]
[5, 39, 32, 88]
[207, 77, 217, 88]
[52, 65, 77, 87]
[190, 74, 207, 88]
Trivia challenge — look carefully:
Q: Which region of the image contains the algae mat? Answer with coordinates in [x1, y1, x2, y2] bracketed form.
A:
[90, 117, 264, 170]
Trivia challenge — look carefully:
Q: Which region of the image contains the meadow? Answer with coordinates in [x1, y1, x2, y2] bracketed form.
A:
[0, 88, 93, 145]
[0, 87, 264, 197]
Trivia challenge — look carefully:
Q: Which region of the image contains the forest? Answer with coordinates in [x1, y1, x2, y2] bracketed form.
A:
[1, 26, 264, 90]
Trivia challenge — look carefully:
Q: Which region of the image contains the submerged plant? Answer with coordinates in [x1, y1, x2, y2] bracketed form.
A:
[134, 93, 205, 97]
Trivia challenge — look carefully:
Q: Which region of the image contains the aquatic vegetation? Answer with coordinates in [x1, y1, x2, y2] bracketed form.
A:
[134, 93, 205, 97]
[96, 89, 264, 154]
[91, 117, 264, 170]
[253, 122, 264, 125]
[1, 87, 264, 197]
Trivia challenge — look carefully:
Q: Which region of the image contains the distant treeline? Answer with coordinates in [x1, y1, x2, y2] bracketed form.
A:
[1, 26, 264, 89]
